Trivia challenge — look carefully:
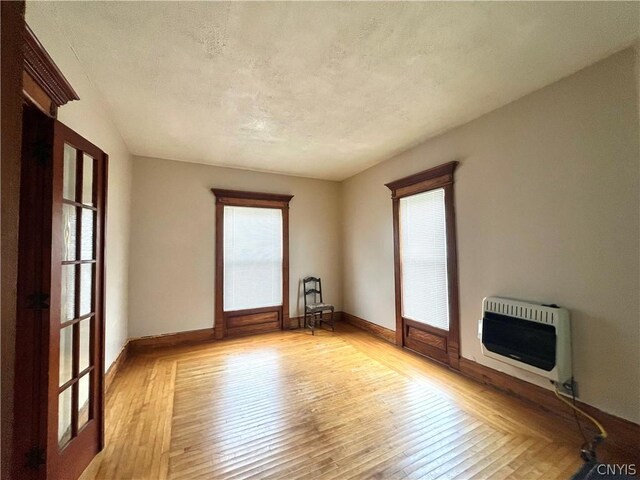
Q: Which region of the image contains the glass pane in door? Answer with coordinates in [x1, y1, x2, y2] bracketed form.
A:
[62, 205, 77, 261]
[80, 209, 95, 260]
[78, 319, 91, 372]
[60, 265, 76, 322]
[82, 154, 94, 206]
[58, 387, 73, 447]
[79, 264, 93, 316]
[78, 373, 91, 430]
[59, 325, 73, 386]
[63, 144, 77, 201]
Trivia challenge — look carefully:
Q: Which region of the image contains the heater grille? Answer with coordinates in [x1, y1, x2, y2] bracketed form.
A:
[484, 298, 558, 325]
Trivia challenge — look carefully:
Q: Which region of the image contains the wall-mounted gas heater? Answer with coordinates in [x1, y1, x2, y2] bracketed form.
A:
[479, 297, 571, 384]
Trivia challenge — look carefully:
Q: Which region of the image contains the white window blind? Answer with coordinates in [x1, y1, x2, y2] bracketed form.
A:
[399, 188, 450, 331]
[223, 206, 283, 311]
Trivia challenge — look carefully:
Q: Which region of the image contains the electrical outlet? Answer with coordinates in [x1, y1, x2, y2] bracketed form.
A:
[555, 379, 579, 397]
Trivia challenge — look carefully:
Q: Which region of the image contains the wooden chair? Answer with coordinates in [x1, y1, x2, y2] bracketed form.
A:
[302, 276, 335, 335]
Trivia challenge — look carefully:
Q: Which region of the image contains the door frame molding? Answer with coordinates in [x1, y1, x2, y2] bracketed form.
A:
[14, 105, 55, 480]
[211, 189, 293, 339]
[385, 161, 461, 369]
[22, 23, 79, 117]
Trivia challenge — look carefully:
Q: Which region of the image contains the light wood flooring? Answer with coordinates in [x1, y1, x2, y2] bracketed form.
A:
[80, 324, 593, 479]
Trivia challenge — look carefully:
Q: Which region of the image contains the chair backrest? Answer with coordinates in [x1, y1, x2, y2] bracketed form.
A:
[303, 276, 323, 309]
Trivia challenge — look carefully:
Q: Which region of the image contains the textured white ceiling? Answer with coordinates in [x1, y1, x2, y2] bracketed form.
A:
[27, 2, 639, 180]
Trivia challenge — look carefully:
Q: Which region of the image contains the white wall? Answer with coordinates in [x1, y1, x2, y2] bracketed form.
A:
[342, 48, 640, 422]
[27, 9, 133, 370]
[128, 157, 342, 338]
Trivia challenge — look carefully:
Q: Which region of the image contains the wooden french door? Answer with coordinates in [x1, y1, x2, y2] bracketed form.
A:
[15, 106, 107, 480]
[47, 121, 107, 479]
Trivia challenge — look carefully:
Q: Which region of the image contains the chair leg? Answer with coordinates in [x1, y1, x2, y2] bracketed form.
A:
[330, 309, 335, 331]
[306, 313, 315, 335]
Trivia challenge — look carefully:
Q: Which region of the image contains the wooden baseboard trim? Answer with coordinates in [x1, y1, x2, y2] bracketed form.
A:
[105, 341, 130, 393]
[341, 312, 396, 345]
[286, 311, 343, 329]
[458, 357, 640, 463]
[129, 314, 342, 352]
[129, 328, 216, 353]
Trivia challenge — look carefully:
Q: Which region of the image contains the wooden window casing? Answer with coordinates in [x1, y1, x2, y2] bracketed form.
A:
[385, 161, 461, 369]
[211, 189, 293, 339]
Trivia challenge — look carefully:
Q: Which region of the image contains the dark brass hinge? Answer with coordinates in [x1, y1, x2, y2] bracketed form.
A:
[25, 446, 45, 470]
[27, 292, 50, 310]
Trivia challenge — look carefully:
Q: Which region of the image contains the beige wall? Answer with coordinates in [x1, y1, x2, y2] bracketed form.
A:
[27, 9, 134, 370]
[341, 48, 640, 422]
[128, 157, 342, 338]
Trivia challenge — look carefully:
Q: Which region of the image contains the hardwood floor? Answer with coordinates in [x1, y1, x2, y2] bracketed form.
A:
[80, 324, 599, 480]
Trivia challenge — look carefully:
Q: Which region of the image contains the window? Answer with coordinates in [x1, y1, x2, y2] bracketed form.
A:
[212, 189, 293, 339]
[386, 162, 460, 368]
[399, 188, 449, 330]
[223, 206, 283, 311]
